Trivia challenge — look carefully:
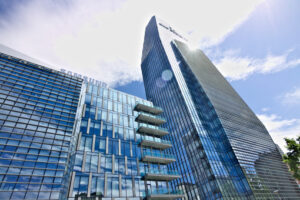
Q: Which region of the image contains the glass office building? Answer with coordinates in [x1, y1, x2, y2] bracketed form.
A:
[141, 16, 300, 199]
[0, 45, 83, 199]
[68, 81, 183, 200]
[0, 44, 182, 200]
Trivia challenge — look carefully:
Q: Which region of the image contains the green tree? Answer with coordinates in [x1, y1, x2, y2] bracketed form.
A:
[283, 136, 300, 180]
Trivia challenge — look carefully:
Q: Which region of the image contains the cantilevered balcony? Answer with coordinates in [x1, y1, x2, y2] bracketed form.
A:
[138, 136, 172, 150]
[137, 124, 168, 137]
[141, 151, 176, 164]
[134, 102, 163, 115]
[141, 169, 180, 181]
[143, 189, 184, 200]
[135, 111, 166, 125]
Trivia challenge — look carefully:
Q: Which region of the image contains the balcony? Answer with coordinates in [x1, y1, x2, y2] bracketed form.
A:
[143, 189, 184, 200]
[138, 136, 172, 150]
[134, 102, 163, 115]
[141, 169, 180, 181]
[137, 124, 168, 137]
[141, 151, 176, 164]
[136, 112, 166, 125]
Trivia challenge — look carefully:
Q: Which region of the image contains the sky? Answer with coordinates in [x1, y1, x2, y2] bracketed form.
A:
[0, 0, 299, 152]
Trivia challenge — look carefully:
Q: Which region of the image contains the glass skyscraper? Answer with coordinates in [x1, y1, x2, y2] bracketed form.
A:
[141, 16, 300, 199]
[0, 44, 182, 200]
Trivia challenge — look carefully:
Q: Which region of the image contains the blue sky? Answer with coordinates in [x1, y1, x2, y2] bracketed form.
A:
[0, 0, 299, 151]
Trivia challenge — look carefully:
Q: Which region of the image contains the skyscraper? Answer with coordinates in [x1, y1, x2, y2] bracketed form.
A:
[141, 16, 300, 199]
[0, 44, 182, 200]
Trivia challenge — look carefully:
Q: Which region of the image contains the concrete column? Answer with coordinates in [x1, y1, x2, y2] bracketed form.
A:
[106, 137, 109, 154]
[118, 139, 121, 156]
[132, 176, 135, 197]
[97, 85, 101, 96]
[124, 128, 126, 140]
[77, 132, 82, 150]
[86, 82, 89, 93]
[112, 154, 115, 174]
[97, 153, 101, 173]
[92, 134, 96, 152]
[87, 172, 92, 197]
[83, 104, 86, 117]
[96, 106, 99, 120]
[104, 173, 107, 196]
[68, 171, 76, 197]
[100, 121, 103, 136]
[87, 118, 91, 134]
[112, 125, 115, 138]
[119, 175, 122, 197]
[90, 94, 93, 105]
[82, 151, 87, 172]
[130, 142, 133, 157]
[125, 156, 128, 175]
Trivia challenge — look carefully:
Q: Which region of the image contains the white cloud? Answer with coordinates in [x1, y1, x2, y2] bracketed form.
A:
[261, 107, 269, 112]
[0, 0, 264, 86]
[281, 87, 300, 105]
[257, 114, 300, 153]
[215, 49, 300, 81]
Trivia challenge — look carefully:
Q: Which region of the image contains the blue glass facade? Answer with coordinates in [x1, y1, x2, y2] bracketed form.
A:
[68, 81, 183, 200]
[0, 50, 83, 199]
[0, 45, 182, 200]
[141, 16, 300, 199]
[0, 44, 183, 200]
[68, 82, 145, 199]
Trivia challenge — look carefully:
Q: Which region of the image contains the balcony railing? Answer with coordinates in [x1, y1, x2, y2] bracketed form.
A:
[141, 151, 176, 164]
[141, 169, 179, 176]
[136, 124, 168, 137]
[140, 169, 180, 181]
[142, 189, 184, 200]
[142, 151, 176, 159]
[138, 135, 172, 149]
[134, 102, 163, 115]
[135, 111, 166, 125]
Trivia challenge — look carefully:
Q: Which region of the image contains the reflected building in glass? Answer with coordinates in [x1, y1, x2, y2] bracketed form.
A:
[0, 45, 83, 199]
[68, 80, 183, 200]
[0, 44, 182, 200]
[141, 16, 300, 199]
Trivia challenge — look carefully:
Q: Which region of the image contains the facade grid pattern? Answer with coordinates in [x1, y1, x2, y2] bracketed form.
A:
[68, 81, 181, 200]
[0, 52, 83, 199]
[141, 16, 300, 200]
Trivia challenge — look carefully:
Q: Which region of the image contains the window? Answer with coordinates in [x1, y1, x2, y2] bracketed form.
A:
[99, 139, 106, 153]
[105, 157, 112, 173]
[91, 155, 98, 172]
[113, 140, 119, 155]
[112, 177, 119, 197]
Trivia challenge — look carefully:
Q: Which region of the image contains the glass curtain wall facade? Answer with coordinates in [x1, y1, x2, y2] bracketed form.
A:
[68, 82, 146, 200]
[0, 44, 182, 200]
[0, 48, 83, 199]
[141, 16, 300, 199]
[68, 81, 182, 200]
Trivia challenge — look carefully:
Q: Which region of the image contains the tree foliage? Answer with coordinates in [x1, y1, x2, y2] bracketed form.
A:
[283, 136, 300, 180]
